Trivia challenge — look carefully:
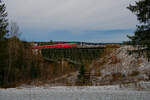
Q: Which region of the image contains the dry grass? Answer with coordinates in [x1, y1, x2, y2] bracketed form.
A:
[129, 71, 140, 76]
[109, 56, 120, 64]
[106, 44, 121, 48]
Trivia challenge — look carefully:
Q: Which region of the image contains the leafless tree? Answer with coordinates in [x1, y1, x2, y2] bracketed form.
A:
[6, 22, 21, 84]
[9, 22, 21, 38]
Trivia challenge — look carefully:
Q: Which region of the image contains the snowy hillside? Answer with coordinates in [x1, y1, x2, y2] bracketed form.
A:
[46, 46, 150, 89]
[15, 46, 150, 90]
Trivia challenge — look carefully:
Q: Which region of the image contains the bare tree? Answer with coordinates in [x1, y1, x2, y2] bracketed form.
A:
[6, 22, 21, 85]
[9, 22, 21, 38]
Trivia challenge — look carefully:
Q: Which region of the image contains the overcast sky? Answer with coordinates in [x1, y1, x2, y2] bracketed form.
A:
[4, 0, 138, 42]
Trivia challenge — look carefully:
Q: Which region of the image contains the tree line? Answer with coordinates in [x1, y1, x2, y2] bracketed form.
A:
[0, 1, 41, 87]
[42, 47, 104, 63]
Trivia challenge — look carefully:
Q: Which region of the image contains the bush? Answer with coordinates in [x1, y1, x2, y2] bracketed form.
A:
[77, 65, 85, 81]
[112, 72, 125, 81]
[106, 44, 121, 48]
[130, 71, 140, 76]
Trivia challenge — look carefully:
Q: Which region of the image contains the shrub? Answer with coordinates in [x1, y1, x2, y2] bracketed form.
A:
[130, 71, 140, 76]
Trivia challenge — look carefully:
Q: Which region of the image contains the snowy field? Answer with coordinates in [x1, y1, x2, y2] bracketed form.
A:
[0, 86, 150, 100]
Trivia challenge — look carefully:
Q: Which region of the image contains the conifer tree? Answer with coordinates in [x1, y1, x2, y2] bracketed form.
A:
[0, 0, 8, 40]
[78, 65, 85, 81]
[0, 0, 8, 86]
[127, 0, 150, 59]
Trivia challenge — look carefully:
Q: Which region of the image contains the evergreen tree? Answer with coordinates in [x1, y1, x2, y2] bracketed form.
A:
[127, 0, 150, 59]
[0, 0, 8, 86]
[0, 0, 8, 40]
[78, 65, 85, 81]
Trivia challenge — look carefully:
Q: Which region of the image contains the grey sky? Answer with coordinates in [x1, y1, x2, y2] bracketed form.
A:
[4, 0, 138, 42]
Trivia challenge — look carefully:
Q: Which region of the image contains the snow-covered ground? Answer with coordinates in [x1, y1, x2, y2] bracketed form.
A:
[0, 86, 150, 100]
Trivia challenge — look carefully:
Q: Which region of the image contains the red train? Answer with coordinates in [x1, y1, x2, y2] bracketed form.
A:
[32, 43, 77, 49]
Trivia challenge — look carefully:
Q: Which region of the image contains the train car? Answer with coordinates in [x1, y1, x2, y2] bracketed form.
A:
[32, 43, 77, 49]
